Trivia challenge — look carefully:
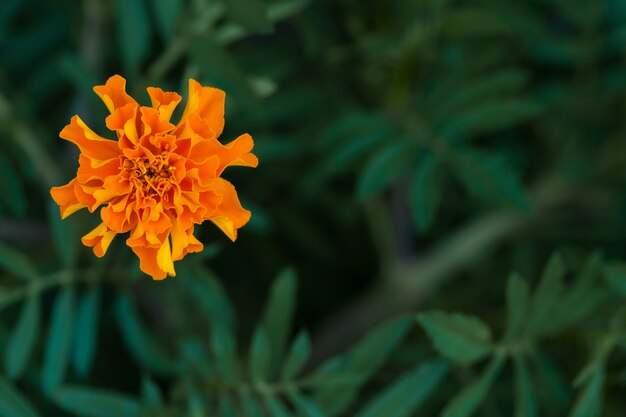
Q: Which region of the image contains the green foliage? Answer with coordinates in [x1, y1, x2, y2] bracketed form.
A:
[2, 0, 626, 415]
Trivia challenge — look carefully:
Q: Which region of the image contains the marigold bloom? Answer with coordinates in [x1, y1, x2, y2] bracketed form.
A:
[51, 75, 258, 280]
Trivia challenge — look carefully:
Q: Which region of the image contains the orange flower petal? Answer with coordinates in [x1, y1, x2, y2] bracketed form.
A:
[132, 246, 167, 280]
[93, 75, 137, 114]
[82, 223, 116, 257]
[179, 79, 225, 137]
[50, 179, 86, 219]
[209, 178, 251, 241]
[147, 87, 182, 122]
[60, 116, 121, 160]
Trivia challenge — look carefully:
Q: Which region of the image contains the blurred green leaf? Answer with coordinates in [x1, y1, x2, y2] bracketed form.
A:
[355, 360, 448, 417]
[451, 148, 530, 211]
[0, 241, 38, 281]
[418, 310, 493, 365]
[357, 141, 413, 199]
[289, 391, 326, 417]
[442, 356, 505, 417]
[409, 152, 443, 231]
[249, 327, 271, 383]
[264, 393, 292, 417]
[604, 263, 626, 297]
[42, 285, 75, 396]
[261, 267, 297, 376]
[504, 273, 529, 341]
[180, 266, 235, 330]
[114, 294, 175, 376]
[568, 367, 605, 417]
[141, 375, 163, 408]
[73, 285, 101, 378]
[313, 316, 412, 416]
[0, 155, 26, 217]
[55, 386, 140, 417]
[0, 375, 40, 417]
[267, 0, 310, 21]
[324, 125, 392, 173]
[440, 98, 543, 139]
[115, 0, 152, 74]
[4, 294, 40, 379]
[47, 199, 77, 268]
[225, 0, 272, 33]
[148, 0, 182, 42]
[526, 253, 566, 338]
[514, 356, 537, 417]
[430, 68, 529, 124]
[212, 323, 239, 383]
[281, 330, 311, 380]
[439, 8, 510, 38]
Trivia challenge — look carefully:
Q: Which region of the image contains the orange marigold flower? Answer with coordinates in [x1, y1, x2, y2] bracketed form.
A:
[50, 75, 258, 280]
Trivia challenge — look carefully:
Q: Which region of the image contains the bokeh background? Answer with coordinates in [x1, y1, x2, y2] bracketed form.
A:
[2, 0, 626, 416]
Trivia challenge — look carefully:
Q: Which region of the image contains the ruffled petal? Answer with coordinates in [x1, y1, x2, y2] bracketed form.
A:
[93, 75, 137, 114]
[190, 133, 258, 175]
[147, 87, 181, 122]
[179, 79, 225, 137]
[60, 116, 121, 160]
[81, 222, 117, 257]
[50, 179, 86, 219]
[131, 246, 167, 280]
[208, 178, 251, 241]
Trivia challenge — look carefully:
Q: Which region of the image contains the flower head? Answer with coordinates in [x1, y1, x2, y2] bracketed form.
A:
[51, 75, 258, 279]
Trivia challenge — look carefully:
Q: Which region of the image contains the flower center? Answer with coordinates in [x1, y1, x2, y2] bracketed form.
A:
[124, 154, 175, 198]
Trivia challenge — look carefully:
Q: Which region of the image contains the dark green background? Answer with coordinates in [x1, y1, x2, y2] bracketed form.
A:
[1, 0, 626, 416]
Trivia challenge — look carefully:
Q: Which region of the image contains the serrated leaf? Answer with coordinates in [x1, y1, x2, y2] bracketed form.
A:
[0, 241, 38, 281]
[526, 253, 566, 338]
[114, 295, 175, 376]
[514, 356, 537, 417]
[115, 0, 152, 74]
[355, 360, 448, 417]
[249, 327, 271, 382]
[73, 285, 101, 378]
[568, 367, 604, 417]
[282, 330, 311, 380]
[55, 386, 140, 417]
[47, 199, 77, 268]
[289, 391, 326, 417]
[225, 0, 272, 33]
[504, 273, 529, 341]
[42, 285, 75, 396]
[357, 142, 413, 199]
[261, 268, 296, 376]
[604, 263, 626, 297]
[148, 0, 182, 42]
[0, 375, 41, 417]
[409, 152, 443, 232]
[442, 356, 505, 417]
[451, 148, 530, 211]
[418, 310, 493, 365]
[5, 294, 40, 379]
